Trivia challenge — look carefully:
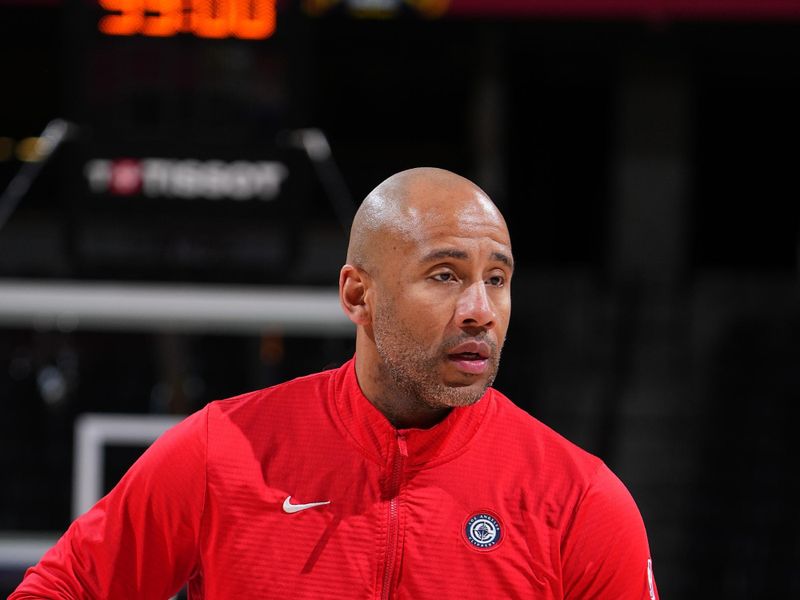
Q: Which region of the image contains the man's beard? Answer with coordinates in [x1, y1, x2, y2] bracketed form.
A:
[372, 301, 502, 412]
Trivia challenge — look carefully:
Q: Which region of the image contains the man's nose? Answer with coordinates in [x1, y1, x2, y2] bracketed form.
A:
[455, 281, 496, 330]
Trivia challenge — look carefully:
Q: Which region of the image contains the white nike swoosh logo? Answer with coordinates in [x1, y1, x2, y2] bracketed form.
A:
[282, 496, 331, 514]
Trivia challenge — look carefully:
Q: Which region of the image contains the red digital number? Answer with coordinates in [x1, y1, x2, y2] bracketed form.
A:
[232, 0, 277, 39]
[99, 0, 276, 39]
[142, 0, 183, 37]
[191, 0, 229, 38]
[99, 0, 144, 35]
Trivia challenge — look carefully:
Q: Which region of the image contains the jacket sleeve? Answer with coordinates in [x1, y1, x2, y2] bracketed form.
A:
[561, 462, 660, 600]
[9, 406, 208, 600]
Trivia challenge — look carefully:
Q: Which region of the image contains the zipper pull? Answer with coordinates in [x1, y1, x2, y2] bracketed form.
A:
[396, 433, 408, 457]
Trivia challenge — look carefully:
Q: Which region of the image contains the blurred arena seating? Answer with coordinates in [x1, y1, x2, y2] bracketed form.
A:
[1, 1, 799, 597]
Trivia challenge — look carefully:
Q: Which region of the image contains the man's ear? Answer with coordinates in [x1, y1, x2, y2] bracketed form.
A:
[339, 264, 371, 326]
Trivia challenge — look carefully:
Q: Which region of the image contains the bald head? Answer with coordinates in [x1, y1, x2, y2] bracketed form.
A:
[346, 167, 507, 273]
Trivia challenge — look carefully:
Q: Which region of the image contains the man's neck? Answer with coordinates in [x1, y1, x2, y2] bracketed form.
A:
[368, 393, 452, 430]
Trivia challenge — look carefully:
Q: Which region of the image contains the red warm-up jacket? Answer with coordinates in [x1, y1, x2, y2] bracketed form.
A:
[10, 357, 659, 599]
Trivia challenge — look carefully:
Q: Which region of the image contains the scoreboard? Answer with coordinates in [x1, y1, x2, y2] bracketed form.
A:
[4, 0, 800, 286]
[41, 0, 323, 285]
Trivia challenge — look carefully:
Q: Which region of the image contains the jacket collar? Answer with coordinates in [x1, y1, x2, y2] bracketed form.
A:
[330, 357, 492, 469]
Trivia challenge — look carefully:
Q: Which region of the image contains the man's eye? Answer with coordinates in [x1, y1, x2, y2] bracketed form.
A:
[433, 272, 455, 282]
[486, 275, 505, 287]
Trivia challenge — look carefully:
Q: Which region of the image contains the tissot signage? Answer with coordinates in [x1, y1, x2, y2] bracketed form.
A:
[84, 158, 290, 201]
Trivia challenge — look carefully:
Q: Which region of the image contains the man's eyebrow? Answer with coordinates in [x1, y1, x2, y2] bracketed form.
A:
[421, 249, 469, 262]
[492, 252, 514, 270]
[420, 248, 514, 270]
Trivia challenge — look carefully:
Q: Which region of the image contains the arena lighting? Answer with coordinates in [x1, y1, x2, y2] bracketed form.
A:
[302, 0, 450, 18]
[0, 119, 76, 233]
[98, 0, 277, 39]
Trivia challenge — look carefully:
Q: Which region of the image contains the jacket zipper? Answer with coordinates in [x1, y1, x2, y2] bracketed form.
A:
[380, 433, 407, 600]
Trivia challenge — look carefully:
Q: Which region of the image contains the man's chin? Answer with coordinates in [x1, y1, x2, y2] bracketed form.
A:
[442, 369, 492, 390]
[433, 380, 490, 409]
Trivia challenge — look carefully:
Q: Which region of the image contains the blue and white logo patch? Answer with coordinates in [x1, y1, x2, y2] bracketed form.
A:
[463, 512, 503, 551]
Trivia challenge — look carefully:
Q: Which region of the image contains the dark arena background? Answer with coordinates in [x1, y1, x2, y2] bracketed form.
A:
[1, 0, 799, 597]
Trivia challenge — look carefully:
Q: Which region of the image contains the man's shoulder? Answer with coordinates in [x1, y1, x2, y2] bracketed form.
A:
[487, 388, 605, 479]
[210, 363, 340, 415]
[171, 365, 341, 443]
[185, 364, 343, 452]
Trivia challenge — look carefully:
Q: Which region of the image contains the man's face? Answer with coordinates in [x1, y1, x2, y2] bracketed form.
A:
[368, 194, 513, 412]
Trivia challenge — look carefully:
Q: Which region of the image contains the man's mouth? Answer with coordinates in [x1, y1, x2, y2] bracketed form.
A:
[447, 341, 491, 374]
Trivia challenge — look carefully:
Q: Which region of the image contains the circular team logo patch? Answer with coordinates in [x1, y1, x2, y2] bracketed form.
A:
[463, 511, 503, 551]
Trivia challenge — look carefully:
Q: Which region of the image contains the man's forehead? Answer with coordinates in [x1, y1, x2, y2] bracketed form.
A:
[402, 192, 508, 231]
[393, 200, 511, 253]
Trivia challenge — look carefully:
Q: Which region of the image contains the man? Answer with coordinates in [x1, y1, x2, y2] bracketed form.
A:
[11, 167, 659, 598]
